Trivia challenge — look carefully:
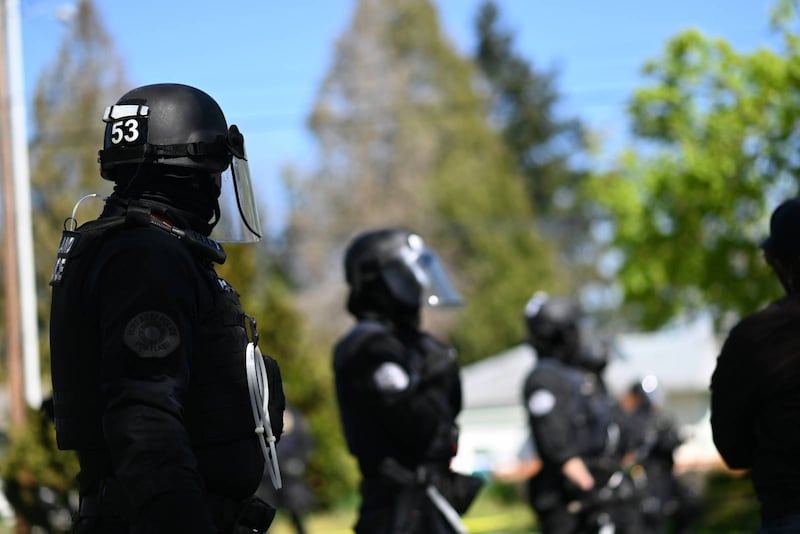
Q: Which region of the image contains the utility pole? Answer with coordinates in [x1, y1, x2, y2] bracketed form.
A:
[0, 0, 25, 428]
[5, 0, 39, 410]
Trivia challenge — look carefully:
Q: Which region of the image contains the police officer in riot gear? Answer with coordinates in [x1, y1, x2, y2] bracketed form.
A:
[522, 292, 635, 534]
[711, 197, 800, 532]
[49, 83, 285, 533]
[333, 228, 482, 534]
[620, 378, 699, 534]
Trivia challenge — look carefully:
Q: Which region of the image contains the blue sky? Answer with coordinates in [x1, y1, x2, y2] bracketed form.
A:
[20, 0, 777, 232]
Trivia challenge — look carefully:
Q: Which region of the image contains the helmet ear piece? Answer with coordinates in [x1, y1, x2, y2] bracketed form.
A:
[226, 125, 245, 159]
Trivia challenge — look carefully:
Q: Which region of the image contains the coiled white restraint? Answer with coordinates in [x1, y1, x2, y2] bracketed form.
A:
[246, 342, 282, 489]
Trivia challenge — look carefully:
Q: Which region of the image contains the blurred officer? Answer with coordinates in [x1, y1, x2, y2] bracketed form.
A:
[272, 404, 316, 534]
[711, 197, 800, 532]
[620, 377, 699, 533]
[522, 292, 635, 533]
[333, 228, 483, 534]
[49, 83, 285, 533]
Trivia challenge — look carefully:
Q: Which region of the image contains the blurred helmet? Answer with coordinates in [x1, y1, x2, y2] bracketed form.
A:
[344, 228, 462, 320]
[524, 292, 582, 363]
[98, 83, 262, 242]
[629, 374, 663, 409]
[760, 197, 800, 258]
[760, 197, 800, 293]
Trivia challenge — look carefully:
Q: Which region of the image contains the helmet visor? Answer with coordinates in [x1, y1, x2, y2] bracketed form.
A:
[389, 234, 463, 308]
[211, 148, 263, 243]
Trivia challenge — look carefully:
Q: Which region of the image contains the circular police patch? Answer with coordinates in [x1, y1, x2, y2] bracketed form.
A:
[528, 389, 556, 416]
[123, 311, 180, 358]
[373, 362, 410, 393]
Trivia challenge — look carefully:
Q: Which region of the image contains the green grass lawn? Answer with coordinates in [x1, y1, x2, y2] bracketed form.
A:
[268, 470, 762, 534]
[0, 470, 760, 534]
[268, 485, 537, 534]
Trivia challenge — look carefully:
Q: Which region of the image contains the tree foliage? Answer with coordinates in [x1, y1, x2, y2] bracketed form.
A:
[474, 1, 589, 220]
[474, 0, 600, 307]
[585, 3, 800, 328]
[30, 0, 127, 378]
[287, 0, 562, 363]
[217, 246, 358, 507]
[2, 2, 127, 525]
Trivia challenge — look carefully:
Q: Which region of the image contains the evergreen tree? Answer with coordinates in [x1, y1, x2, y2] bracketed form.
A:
[475, 0, 588, 219]
[3, 1, 124, 529]
[30, 0, 127, 378]
[287, 0, 563, 362]
[474, 1, 597, 296]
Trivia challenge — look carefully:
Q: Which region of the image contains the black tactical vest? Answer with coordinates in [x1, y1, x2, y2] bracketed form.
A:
[536, 358, 611, 458]
[49, 212, 260, 477]
[333, 320, 461, 475]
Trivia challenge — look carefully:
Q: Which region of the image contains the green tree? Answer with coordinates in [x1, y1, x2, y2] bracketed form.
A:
[585, 2, 799, 328]
[30, 0, 127, 378]
[474, 1, 598, 299]
[474, 1, 589, 220]
[3, 2, 125, 529]
[287, 0, 562, 363]
[217, 244, 357, 507]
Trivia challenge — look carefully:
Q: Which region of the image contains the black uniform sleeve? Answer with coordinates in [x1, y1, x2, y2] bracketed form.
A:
[91, 230, 215, 532]
[524, 368, 579, 466]
[357, 331, 459, 460]
[710, 321, 757, 470]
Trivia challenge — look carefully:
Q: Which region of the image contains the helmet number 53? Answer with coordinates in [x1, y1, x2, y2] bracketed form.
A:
[110, 119, 140, 145]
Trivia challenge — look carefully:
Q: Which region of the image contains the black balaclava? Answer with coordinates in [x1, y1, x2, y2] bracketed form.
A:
[346, 275, 421, 329]
[102, 164, 221, 236]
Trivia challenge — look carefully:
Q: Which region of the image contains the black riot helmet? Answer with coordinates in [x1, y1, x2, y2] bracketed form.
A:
[344, 228, 463, 322]
[97, 83, 262, 242]
[628, 375, 663, 410]
[99, 83, 238, 177]
[524, 292, 582, 363]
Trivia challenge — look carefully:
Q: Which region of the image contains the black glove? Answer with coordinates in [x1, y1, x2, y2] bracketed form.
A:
[233, 495, 277, 534]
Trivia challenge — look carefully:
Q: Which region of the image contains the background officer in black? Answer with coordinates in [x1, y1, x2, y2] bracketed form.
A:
[711, 197, 800, 533]
[333, 228, 482, 534]
[522, 292, 634, 533]
[619, 378, 699, 533]
[269, 404, 317, 534]
[49, 83, 285, 533]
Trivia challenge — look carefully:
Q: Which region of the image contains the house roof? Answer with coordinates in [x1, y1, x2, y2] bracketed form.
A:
[460, 314, 721, 409]
[605, 313, 720, 395]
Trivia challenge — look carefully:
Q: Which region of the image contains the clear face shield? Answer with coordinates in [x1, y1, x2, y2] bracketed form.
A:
[385, 234, 464, 308]
[210, 126, 263, 243]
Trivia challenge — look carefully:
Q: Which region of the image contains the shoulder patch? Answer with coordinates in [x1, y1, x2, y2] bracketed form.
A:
[373, 362, 410, 393]
[528, 389, 556, 416]
[123, 311, 181, 358]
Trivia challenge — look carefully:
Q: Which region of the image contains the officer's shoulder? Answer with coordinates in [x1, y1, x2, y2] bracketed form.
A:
[337, 320, 394, 350]
[525, 358, 567, 386]
[98, 222, 193, 266]
[727, 296, 800, 340]
[335, 320, 402, 363]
